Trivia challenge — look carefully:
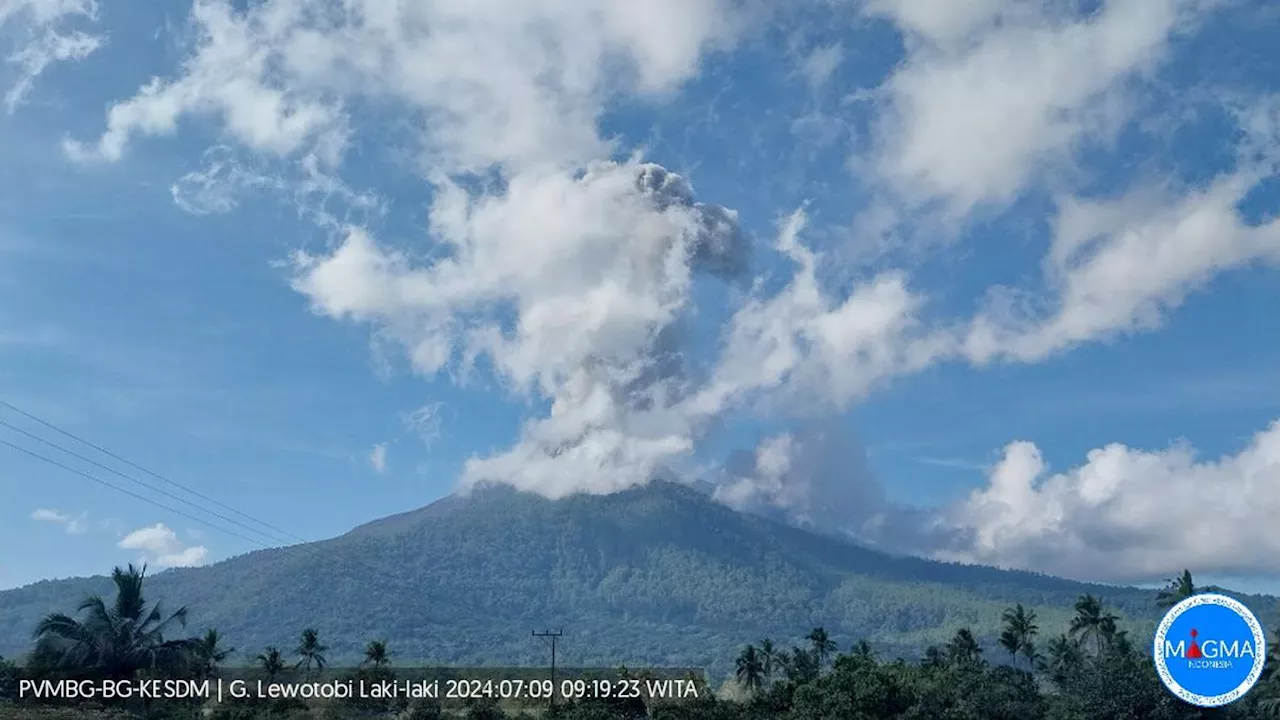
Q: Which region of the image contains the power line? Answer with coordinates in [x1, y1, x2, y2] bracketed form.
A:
[0, 418, 292, 547]
[0, 438, 274, 550]
[0, 399, 306, 544]
[2, 421, 401, 594]
[0, 400, 417, 598]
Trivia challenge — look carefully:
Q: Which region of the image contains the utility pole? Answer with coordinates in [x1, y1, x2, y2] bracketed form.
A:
[532, 629, 563, 708]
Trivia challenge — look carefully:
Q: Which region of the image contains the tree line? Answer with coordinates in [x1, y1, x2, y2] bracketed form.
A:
[1, 566, 1279, 718]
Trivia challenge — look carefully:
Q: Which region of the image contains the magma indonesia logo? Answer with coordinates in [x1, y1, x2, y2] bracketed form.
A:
[1154, 593, 1267, 707]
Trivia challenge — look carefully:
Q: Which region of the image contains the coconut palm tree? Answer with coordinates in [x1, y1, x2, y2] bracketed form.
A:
[785, 646, 818, 683]
[294, 628, 328, 678]
[256, 646, 285, 680]
[772, 648, 793, 678]
[806, 627, 837, 668]
[945, 628, 983, 667]
[920, 645, 947, 669]
[850, 639, 876, 662]
[1042, 635, 1084, 685]
[31, 564, 198, 679]
[1156, 569, 1223, 608]
[999, 604, 1039, 669]
[1069, 594, 1119, 657]
[363, 639, 391, 668]
[191, 629, 235, 677]
[734, 645, 764, 694]
[758, 638, 777, 678]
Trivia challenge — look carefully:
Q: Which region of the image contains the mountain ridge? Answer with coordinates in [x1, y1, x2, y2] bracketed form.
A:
[2, 480, 1273, 678]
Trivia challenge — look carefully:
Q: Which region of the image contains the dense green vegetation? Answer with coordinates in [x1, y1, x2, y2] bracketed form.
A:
[5, 481, 1275, 679]
[1, 563, 1279, 718]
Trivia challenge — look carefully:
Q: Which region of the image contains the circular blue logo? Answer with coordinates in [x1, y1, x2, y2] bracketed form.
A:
[1153, 593, 1267, 707]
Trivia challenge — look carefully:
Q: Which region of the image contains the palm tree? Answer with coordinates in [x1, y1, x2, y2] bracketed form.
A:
[773, 648, 793, 678]
[945, 628, 983, 667]
[1156, 569, 1223, 608]
[920, 645, 947, 669]
[363, 639, 391, 668]
[1094, 613, 1134, 659]
[294, 628, 328, 678]
[32, 564, 198, 679]
[191, 629, 235, 677]
[785, 646, 818, 683]
[806, 627, 837, 668]
[758, 638, 777, 678]
[999, 604, 1039, 669]
[850, 639, 876, 662]
[256, 646, 285, 680]
[734, 645, 764, 694]
[1069, 594, 1119, 657]
[1042, 635, 1084, 684]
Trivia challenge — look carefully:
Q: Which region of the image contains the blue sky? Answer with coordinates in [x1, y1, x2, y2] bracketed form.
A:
[1, 0, 1278, 592]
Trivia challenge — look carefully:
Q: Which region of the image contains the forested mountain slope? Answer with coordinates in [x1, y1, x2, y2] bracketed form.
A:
[2, 481, 1272, 677]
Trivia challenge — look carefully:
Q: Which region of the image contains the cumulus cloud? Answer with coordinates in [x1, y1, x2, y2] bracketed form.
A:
[369, 442, 387, 473]
[118, 523, 209, 568]
[935, 419, 1280, 582]
[50, 0, 1280, 587]
[716, 417, 1280, 585]
[31, 508, 87, 534]
[66, 0, 743, 170]
[963, 167, 1280, 364]
[691, 210, 951, 416]
[1, 0, 103, 111]
[868, 0, 1216, 217]
[63, 0, 350, 164]
[292, 160, 749, 498]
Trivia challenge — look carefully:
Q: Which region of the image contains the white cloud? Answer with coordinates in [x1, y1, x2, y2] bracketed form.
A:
[403, 402, 443, 446]
[937, 419, 1280, 582]
[369, 442, 387, 473]
[67, 0, 743, 170]
[64, 0, 346, 164]
[691, 210, 952, 416]
[77, 0, 762, 502]
[964, 167, 1280, 363]
[170, 146, 274, 216]
[170, 145, 384, 227]
[1, 0, 103, 112]
[292, 161, 747, 498]
[798, 42, 841, 91]
[869, 0, 1214, 217]
[47, 0, 1280, 567]
[117, 523, 209, 569]
[31, 508, 87, 534]
[863, 0, 1007, 50]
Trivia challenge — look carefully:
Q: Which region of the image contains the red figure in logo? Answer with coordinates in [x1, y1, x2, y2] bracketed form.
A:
[1187, 629, 1203, 659]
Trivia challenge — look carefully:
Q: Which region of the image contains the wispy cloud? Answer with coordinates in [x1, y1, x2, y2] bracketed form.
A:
[1, 0, 104, 112]
[31, 508, 87, 534]
[369, 443, 388, 473]
[403, 403, 444, 447]
[910, 456, 991, 472]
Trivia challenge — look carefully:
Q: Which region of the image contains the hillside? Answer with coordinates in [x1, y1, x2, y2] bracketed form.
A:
[1, 481, 1273, 678]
